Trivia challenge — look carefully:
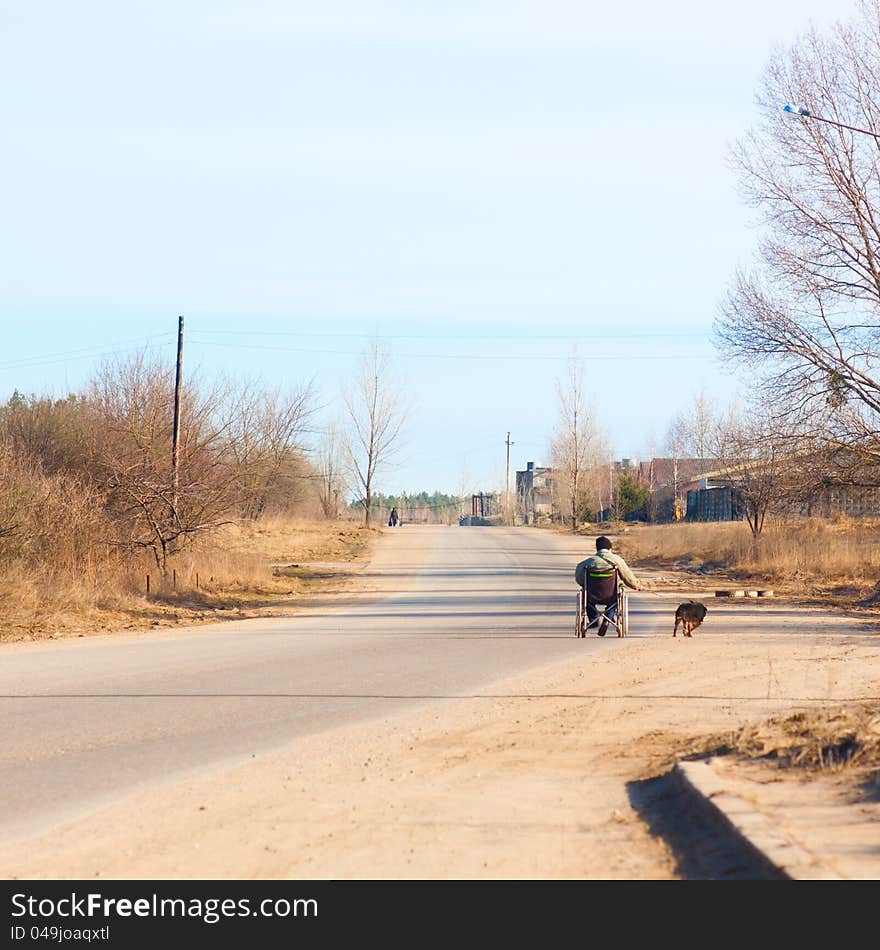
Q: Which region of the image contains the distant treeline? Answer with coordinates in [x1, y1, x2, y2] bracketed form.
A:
[351, 492, 462, 515]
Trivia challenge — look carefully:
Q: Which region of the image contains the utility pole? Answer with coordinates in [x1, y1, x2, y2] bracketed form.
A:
[171, 315, 184, 521]
[505, 431, 514, 525]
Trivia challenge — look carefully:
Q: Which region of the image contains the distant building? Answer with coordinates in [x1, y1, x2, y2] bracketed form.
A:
[471, 492, 497, 518]
[686, 472, 880, 522]
[634, 452, 880, 524]
[459, 491, 499, 525]
[805, 485, 880, 517]
[637, 458, 718, 521]
[637, 458, 716, 494]
[685, 478, 742, 522]
[516, 462, 554, 525]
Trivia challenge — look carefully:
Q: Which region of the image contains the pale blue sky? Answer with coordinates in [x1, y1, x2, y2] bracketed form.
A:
[0, 1, 856, 495]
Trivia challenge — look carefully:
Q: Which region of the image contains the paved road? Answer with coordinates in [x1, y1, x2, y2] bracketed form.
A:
[1, 525, 639, 842]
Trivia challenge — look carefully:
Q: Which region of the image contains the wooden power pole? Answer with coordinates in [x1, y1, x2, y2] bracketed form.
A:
[505, 431, 515, 524]
[171, 315, 184, 519]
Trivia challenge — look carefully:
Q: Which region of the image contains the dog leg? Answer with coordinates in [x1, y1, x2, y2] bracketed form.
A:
[673, 618, 679, 637]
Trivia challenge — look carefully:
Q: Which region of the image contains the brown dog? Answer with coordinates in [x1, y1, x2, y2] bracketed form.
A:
[673, 601, 707, 637]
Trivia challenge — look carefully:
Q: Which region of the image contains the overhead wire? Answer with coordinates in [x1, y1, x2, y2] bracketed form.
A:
[0, 333, 174, 371]
[0, 326, 715, 372]
[191, 327, 709, 341]
[187, 338, 713, 361]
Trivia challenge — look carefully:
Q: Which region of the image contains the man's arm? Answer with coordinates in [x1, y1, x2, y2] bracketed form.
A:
[607, 552, 641, 590]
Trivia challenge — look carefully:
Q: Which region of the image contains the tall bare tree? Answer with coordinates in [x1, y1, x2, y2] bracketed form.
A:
[223, 377, 316, 520]
[457, 463, 472, 522]
[316, 419, 348, 520]
[663, 410, 690, 509]
[712, 408, 793, 539]
[342, 338, 409, 526]
[716, 0, 880, 480]
[550, 357, 605, 529]
[88, 353, 315, 571]
[88, 353, 246, 571]
[686, 390, 716, 461]
[665, 392, 716, 463]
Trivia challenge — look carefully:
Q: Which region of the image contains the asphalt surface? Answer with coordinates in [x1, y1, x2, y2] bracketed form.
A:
[1, 526, 623, 843]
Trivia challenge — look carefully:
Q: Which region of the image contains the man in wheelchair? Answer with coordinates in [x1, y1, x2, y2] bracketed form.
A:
[575, 536, 642, 637]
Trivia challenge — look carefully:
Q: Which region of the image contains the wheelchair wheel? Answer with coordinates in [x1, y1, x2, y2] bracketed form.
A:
[575, 590, 585, 638]
[618, 589, 628, 637]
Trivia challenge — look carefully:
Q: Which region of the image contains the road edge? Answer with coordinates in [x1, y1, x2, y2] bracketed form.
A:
[673, 760, 845, 880]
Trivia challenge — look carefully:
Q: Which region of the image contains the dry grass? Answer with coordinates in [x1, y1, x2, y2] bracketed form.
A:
[613, 516, 880, 594]
[0, 517, 377, 643]
[684, 704, 880, 786]
[216, 515, 374, 564]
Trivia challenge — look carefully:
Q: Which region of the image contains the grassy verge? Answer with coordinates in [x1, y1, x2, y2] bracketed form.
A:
[683, 705, 880, 787]
[568, 518, 880, 608]
[0, 518, 379, 643]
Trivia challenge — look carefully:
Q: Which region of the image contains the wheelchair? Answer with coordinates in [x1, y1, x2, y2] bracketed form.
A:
[575, 567, 629, 638]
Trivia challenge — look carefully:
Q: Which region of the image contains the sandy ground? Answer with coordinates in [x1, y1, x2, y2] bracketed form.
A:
[3, 527, 880, 881]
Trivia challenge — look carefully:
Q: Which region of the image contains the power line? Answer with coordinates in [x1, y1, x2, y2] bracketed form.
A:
[191, 328, 709, 341]
[0, 329, 713, 374]
[187, 339, 713, 361]
[0, 334, 173, 372]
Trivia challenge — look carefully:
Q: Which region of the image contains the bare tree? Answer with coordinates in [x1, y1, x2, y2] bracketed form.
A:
[316, 419, 348, 520]
[87, 353, 244, 571]
[716, 1, 880, 480]
[589, 446, 612, 521]
[342, 338, 409, 526]
[686, 390, 716, 461]
[641, 429, 661, 521]
[457, 463, 472, 522]
[665, 392, 716, 463]
[664, 410, 690, 510]
[549, 357, 605, 530]
[88, 353, 316, 571]
[712, 407, 795, 539]
[223, 377, 316, 520]
[0, 391, 93, 477]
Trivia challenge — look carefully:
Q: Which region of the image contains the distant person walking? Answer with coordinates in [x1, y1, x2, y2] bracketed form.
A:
[389, 507, 399, 527]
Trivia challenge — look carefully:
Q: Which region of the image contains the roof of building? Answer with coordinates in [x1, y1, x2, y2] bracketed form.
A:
[638, 458, 717, 489]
